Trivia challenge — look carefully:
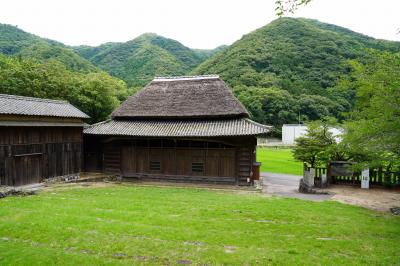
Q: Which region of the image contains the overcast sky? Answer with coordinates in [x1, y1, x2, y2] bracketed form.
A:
[0, 0, 398, 49]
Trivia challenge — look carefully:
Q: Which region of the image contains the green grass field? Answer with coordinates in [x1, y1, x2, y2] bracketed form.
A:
[0, 184, 399, 265]
[257, 148, 303, 175]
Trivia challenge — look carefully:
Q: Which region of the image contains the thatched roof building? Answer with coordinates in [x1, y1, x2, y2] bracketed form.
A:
[84, 75, 271, 185]
[112, 75, 248, 119]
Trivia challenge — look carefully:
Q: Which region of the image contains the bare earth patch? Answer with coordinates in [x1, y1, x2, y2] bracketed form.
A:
[323, 185, 400, 212]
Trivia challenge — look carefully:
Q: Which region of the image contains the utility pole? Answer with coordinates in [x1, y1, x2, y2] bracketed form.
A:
[298, 111, 301, 124]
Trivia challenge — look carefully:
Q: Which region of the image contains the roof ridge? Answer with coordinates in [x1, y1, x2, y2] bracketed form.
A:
[153, 75, 219, 82]
[0, 94, 68, 104]
[86, 119, 111, 128]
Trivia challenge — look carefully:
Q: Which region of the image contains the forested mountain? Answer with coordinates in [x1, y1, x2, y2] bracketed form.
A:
[193, 17, 400, 132]
[1, 18, 398, 131]
[194, 17, 400, 93]
[0, 24, 222, 123]
[75, 33, 224, 87]
[0, 24, 130, 123]
[0, 24, 98, 72]
[73, 33, 223, 87]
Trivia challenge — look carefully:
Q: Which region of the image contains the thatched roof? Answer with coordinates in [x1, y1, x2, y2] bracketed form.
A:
[0, 94, 89, 119]
[112, 75, 249, 119]
[84, 118, 271, 137]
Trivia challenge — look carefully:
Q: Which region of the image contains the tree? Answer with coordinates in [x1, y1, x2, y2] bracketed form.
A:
[292, 120, 336, 167]
[275, 0, 312, 16]
[72, 72, 126, 123]
[342, 51, 400, 171]
[0, 54, 129, 123]
[234, 86, 300, 134]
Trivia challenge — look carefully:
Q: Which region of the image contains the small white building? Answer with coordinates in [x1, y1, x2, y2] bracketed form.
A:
[282, 124, 342, 145]
[282, 124, 308, 144]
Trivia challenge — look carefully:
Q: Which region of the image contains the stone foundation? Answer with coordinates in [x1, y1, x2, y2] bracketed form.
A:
[299, 178, 317, 193]
[44, 174, 80, 183]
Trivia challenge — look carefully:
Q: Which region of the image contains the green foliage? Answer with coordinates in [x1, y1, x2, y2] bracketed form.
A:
[1, 19, 399, 132]
[292, 120, 336, 167]
[0, 23, 98, 73]
[194, 17, 400, 129]
[234, 86, 299, 133]
[234, 86, 349, 135]
[18, 43, 98, 73]
[275, 0, 312, 16]
[0, 55, 128, 123]
[194, 18, 400, 92]
[192, 45, 228, 61]
[342, 51, 400, 171]
[74, 33, 221, 87]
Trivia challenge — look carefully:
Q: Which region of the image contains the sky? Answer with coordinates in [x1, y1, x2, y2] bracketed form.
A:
[0, 0, 398, 49]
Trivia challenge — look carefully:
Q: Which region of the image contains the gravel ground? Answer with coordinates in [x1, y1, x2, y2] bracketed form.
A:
[262, 172, 400, 212]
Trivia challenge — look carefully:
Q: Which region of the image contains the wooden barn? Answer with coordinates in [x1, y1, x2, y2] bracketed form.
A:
[84, 75, 271, 185]
[0, 94, 89, 186]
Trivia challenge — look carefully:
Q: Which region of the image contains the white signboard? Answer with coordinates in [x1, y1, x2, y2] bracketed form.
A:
[361, 168, 369, 189]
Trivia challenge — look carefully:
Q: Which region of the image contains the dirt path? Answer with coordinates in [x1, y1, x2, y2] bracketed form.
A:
[325, 186, 400, 212]
[262, 172, 400, 212]
[261, 172, 332, 202]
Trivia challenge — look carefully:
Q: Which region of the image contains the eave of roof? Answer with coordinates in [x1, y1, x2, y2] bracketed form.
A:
[84, 118, 272, 137]
[0, 121, 85, 127]
[0, 94, 89, 119]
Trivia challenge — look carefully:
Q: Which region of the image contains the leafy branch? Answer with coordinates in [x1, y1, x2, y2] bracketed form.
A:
[275, 0, 312, 16]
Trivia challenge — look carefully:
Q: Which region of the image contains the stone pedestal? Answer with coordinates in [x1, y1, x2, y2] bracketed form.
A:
[321, 173, 327, 187]
[299, 178, 315, 193]
[299, 167, 315, 193]
[303, 167, 315, 187]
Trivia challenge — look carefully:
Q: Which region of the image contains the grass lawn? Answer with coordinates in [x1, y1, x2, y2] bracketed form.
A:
[0, 184, 399, 265]
[257, 147, 303, 175]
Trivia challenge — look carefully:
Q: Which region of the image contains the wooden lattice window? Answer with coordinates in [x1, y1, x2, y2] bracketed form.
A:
[192, 162, 204, 173]
[150, 161, 161, 171]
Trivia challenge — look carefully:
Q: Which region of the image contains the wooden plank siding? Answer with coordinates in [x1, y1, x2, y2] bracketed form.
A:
[237, 147, 255, 185]
[0, 127, 83, 186]
[85, 137, 257, 185]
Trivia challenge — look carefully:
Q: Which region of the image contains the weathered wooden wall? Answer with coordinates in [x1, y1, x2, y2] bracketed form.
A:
[0, 127, 83, 186]
[84, 136, 257, 185]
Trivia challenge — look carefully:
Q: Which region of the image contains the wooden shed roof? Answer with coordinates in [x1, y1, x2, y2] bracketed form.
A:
[84, 118, 271, 137]
[0, 94, 89, 119]
[111, 75, 249, 119]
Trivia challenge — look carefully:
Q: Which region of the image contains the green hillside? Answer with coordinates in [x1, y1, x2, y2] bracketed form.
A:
[0, 24, 129, 123]
[194, 17, 400, 92]
[0, 24, 98, 72]
[1, 18, 398, 130]
[73, 33, 222, 87]
[193, 17, 400, 131]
